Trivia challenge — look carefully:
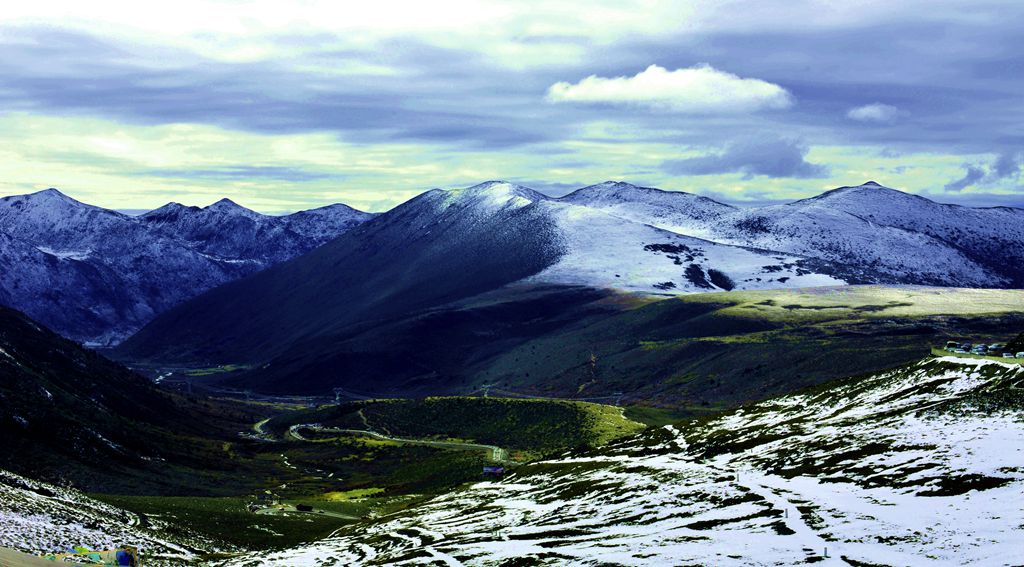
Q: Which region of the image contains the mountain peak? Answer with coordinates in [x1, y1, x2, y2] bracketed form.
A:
[0, 188, 100, 213]
[566, 180, 657, 198]
[36, 187, 71, 198]
[442, 181, 547, 209]
[795, 182, 939, 211]
[595, 180, 641, 189]
[141, 202, 201, 220]
[26, 188, 84, 206]
[206, 197, 243, 210]
[203, 198, 262, 217]
[560, 181, 736, 213]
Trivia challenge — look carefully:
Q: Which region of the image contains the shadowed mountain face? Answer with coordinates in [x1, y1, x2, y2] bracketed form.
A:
[0, 304, 319, 496]
[0, 305, 182, 489]
[0, 189, 373, 344]
[117, 182, 568, 365]
[112, 181, 1024, 398]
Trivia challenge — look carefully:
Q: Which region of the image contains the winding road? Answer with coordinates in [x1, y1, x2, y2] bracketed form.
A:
[288, 424, 508, 462]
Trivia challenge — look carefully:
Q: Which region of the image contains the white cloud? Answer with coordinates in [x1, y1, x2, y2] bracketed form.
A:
[847, 103, 902, 122]
[546, 64, 793, 113]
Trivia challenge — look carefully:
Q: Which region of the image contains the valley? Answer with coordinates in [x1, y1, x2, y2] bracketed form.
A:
[3, 1, 1023, 562]
[222, 356, 1024, 566]
[0, 315, 647, 563]
[0, 180, 1022, 565]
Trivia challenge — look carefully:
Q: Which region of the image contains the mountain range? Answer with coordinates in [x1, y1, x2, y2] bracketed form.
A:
[113, 180, 1024, 396]
[0, 189, 372, 345]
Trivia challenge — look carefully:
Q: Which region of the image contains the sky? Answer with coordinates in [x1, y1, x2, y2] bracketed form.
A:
[0, 0, 1022, 213]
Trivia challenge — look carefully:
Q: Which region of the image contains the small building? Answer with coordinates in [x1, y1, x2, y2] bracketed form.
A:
[483, 466, 505, 479]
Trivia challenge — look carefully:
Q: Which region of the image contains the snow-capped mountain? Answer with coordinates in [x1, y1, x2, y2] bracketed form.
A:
[560, 180, 735, 239]
[223, 356, 1024, 566]
[426, 181, 841, 294]
[556, 180, 1024, 288]
[117, 179, 1024, 372]
[0, 189, 372, 344]
[708, 182, 1024, 286]
[139, 197, 369, 264]
[117, 181, 841, 364]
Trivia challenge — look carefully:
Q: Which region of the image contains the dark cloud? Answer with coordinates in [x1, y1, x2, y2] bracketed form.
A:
[944, 165, 986, 192]
[3, 7, 1024, 203]
[992, 151, 1023, 179]
[661, 137, 828, 179]
[944, 150, 1022, 191]
[0, 27, 569, 149]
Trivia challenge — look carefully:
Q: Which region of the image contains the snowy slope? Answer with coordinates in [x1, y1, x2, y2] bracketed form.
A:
[529, 200, 842, 293]
[140, 198, 371, 264]
[546, 180, 1023, 292]
[223, 357, 1024, 566]
[0, 468, 219, 565]
[797, 182, 1024, 284]
[408, 181, 842, 295]
[560, 181, 735, 239]
[703, 182, 1022, 287]
[0, 189, 372, 344]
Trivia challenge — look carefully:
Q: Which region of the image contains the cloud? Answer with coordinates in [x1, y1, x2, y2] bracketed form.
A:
[137, 165, 345, 183]
[944, 164, 986, 192]
[847, 103, 902, 122]
[992, 151, 1023, 179]
[661, 137, 828, 179]
[0, 27, 563, 150]
[943, 150, 1021, 191]
[546, 64, 793, 113]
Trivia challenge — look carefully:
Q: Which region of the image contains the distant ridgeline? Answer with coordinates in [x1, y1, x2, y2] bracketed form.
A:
[0, 180, 1021, 349]
[0, 189, 373, 344]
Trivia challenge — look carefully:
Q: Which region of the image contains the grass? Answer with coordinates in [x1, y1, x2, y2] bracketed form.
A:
[474, 285, 1024, 414]
[184, 364, 251, 376]
[80, 397, 646, 556]
[622, 406, 695, 427]
[90, 494, 350, 551]
[267, 397, 645, 456]
[322, 488, 385, 500]
[693, 285, 1024, 324]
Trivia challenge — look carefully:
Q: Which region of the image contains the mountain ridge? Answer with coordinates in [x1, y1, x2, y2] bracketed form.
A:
[0, 188, 374, 344]
[115, 178, 1024, 383]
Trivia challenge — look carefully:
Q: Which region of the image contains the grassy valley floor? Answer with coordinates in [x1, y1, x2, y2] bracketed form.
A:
[82, 397, 645, 557]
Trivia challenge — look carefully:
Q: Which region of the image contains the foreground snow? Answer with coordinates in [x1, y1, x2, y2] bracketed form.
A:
[224, 358, 1024, 566]
[0, 469, 219, 566]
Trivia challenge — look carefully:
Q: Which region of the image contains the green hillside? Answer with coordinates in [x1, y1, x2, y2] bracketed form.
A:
[0, 305, 325, 495]
[267, 397, 645, 455]
[472, 286, 1024, 412]
[124, 284, 1024, 417]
